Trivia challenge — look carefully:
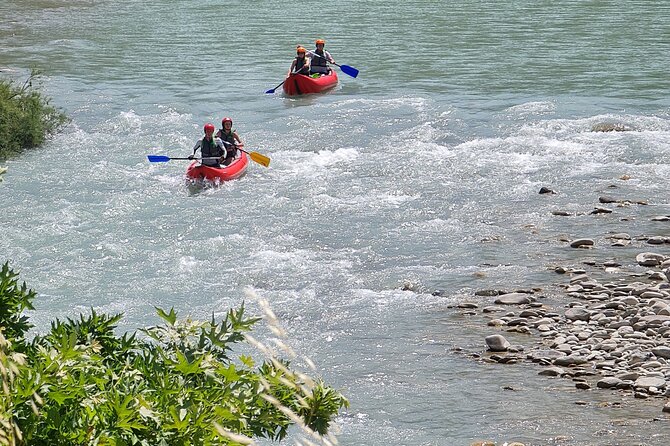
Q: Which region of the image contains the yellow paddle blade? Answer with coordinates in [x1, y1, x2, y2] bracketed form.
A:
[249, 151, 270, 167]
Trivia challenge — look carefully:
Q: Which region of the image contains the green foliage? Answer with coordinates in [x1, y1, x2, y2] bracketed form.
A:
[0, 70, 68, 160]
[0, 262, 348, 445]
[0, 262, 35, 346]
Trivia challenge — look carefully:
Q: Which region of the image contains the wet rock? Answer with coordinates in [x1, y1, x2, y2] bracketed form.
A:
[575, 381, 591, 390]
[485, 334, 511, 352]
[570, 239, 594, 248]
[591, 122, 629, 132]
[554, 355, 589, 367]
[596, 377, 622, 389]
[590, 207, 613, 215]
[538, 366, 565, 377]
[539, 187, 556, 194]
[494, 293, 532, 305]
[636, 252, 666, 267]
[647, 236, 666, 245]
[634, 376, 666, 390]
[482, 306, 504, 313]
[552, 210, 572, 216]
[565, 308, 591, 321]
[475, 289, 503, 296]
[487, 319, 506, 327]
[651, 347, 670, 359]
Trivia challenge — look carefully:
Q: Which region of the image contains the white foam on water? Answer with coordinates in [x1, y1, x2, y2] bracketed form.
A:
[504, 100, 556, 116]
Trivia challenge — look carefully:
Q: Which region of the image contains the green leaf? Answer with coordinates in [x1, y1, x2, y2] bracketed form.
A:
[239, 355, 255, 368]
[155, 307, 177, 326]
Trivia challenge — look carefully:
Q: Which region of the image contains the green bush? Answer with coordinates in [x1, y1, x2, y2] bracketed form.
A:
[0, 262, 348, 445]
[0, 70, 68, 160]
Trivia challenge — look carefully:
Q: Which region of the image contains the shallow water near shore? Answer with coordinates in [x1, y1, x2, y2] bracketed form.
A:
[2, 1, 670, 444]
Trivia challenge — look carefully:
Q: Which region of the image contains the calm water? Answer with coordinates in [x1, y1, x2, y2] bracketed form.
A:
[1, 1, 670, 444]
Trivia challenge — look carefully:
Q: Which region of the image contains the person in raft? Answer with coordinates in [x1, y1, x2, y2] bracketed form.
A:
[189, 123, 227, 167]
[216, 117, 244, 165]
[288, 46, 310, 77]
[309, 39, 335, 76]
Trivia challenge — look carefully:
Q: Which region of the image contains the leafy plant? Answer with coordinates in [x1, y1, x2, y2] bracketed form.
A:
[0, 70, 68, 160]
[0, 263, 348, 445]
[0, 262, 35, 347]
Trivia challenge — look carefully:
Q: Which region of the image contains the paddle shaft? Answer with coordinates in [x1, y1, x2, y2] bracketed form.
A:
[265, 80, 285, 94]
[222, 141, 271, 168]
[306, 50, 358, 78]
[307, 49, 335, 65]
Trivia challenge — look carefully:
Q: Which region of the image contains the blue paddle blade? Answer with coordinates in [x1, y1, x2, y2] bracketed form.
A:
[147, 155, 171, 163]
[340, 64, 359, 78]
[265, 89, 275, 94]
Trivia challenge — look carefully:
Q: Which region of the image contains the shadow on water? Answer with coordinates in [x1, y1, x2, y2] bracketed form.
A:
[185, 179, 223, 196]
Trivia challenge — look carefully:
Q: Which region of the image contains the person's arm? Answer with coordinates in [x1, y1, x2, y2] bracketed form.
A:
[189, 140, 201, 159]
[233, 132, 244, 146]
[215, 138, 228, 160]
[326, 51, 335, 64]
[287, 59, 296, 77]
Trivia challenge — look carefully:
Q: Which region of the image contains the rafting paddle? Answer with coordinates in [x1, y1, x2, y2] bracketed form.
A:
[265, 80, 285, 94]
[148, 149, 270, 168]
[222, 141, 271, 167]
[147, 155, 219, 163]
[306, 50, 359, 78]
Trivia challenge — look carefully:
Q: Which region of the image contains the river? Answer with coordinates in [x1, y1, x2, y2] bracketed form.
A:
[1, 1, 669, 444]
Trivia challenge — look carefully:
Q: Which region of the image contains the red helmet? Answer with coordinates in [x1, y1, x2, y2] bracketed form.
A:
[221, 117, 232, 126]
[204, 123, 215, 133]
[315, 39, 325, 45]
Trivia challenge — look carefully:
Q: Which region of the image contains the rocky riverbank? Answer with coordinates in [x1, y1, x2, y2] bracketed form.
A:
[448, 196, 670, 427]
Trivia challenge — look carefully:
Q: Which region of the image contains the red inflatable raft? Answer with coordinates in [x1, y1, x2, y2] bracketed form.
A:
[283, 71, 338, 96]
[186, 153, 249, 182]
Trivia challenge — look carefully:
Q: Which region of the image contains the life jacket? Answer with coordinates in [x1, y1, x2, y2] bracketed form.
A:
[200, 137, 224, 166]
[294, 56, 308, 74]
[311, 49, 328, 67]
[218, 129, 237, 158]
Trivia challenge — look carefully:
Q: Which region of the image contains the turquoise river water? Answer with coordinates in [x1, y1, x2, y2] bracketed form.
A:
[1, 1, 670, 444]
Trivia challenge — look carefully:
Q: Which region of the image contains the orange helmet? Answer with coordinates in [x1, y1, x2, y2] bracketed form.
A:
[204, 123, 215, 133]
[315, 39, 325, 45]
[296, 46, 306, 54]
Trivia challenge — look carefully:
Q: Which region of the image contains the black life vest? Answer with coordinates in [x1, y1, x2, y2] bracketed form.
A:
[201, 137, 223, 158]
[295, 56, 308, 73]
[218, 129, 237, 158]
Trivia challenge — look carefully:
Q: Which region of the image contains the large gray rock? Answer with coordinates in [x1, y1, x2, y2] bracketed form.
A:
[634, 376, 666, 390]
[570, 239, 594, 248]
[636, 252, 666, 267]
[597, 377, 623, 389]
[494, 293, 531, 305]
[538, 367, 565, 377]
[485, 334, 511, 352]
[565, 308, 591, 321]
[652, 346, 670, 359]
[553, 355, 589, 367]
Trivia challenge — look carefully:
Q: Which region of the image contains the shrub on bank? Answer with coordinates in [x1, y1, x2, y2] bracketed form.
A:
[0, 70, 68, 160]
[0, 262, 348, 445]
